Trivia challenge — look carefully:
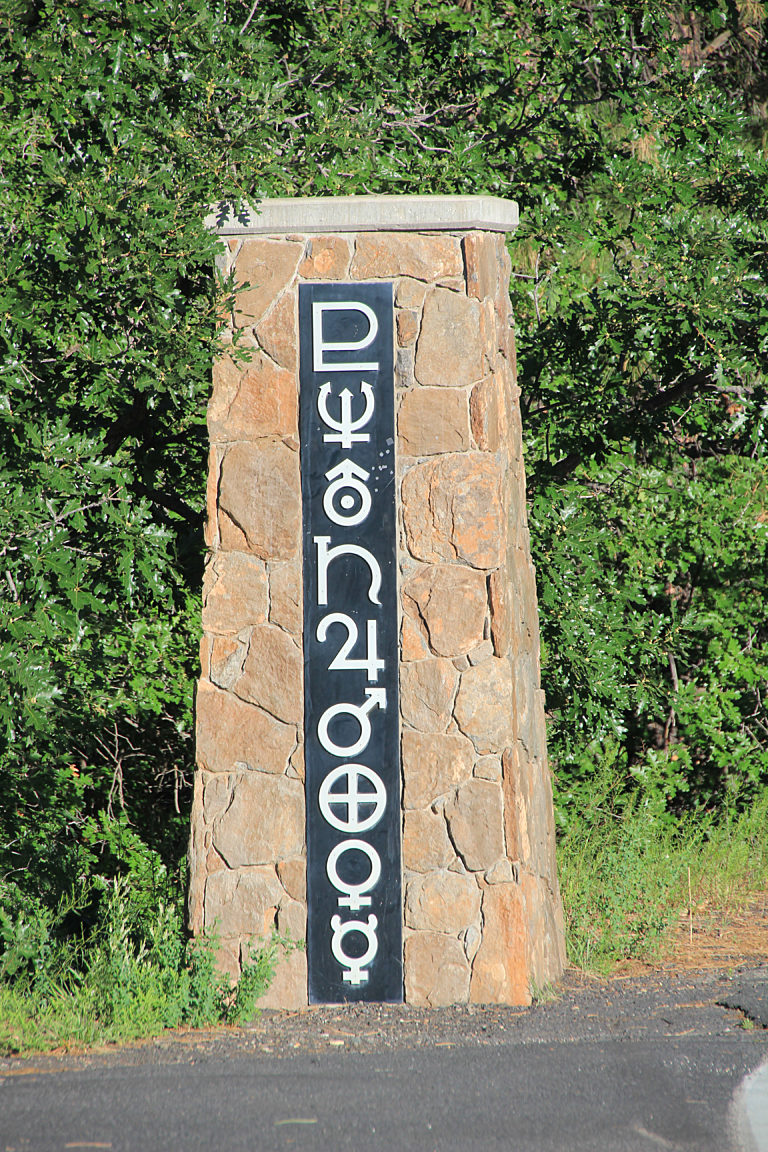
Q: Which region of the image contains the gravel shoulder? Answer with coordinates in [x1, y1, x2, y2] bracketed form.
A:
[2, 895, 765, 1073]
[1, 963, 766, 1076]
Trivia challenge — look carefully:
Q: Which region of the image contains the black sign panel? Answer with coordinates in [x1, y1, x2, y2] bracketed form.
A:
[299, 282, 402, 1004]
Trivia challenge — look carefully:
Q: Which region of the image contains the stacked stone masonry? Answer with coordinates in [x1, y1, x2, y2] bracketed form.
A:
[188, 223, 566, 1009]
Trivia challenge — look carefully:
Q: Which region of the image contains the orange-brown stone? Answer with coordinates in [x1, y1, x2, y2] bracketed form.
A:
[470, 881, 531, 1005]
[235, 239, 303, 325]
[402, 564, 487, 657]
[257, 947, 308, 1009]
[405, 870, 481, 934]
[234, 624, 302, 725]
[444, 779, 505, 871]
[213, 773, 304, 867]
[398, 389, 471, 456]
[454, 657, 515, 754]
[401, 729, 474, 809]
[298, 235, 350, 279]
[255, 291, 297, 371]
[405, 932, 470, 1006]
[400, 658, 458, 733]
[401, 454, 504, 570]
[401, 613, 430, 662]
[488, 566, 511, 657]
[351, 233, 462, 282]
[402, 807, 456, 872]
[414, 288, 484, 388]
[463, 231, 500, 301]
[209, 633, 247, 692]
[202, 552, 268, 633]
[209, 352, 297, 442]
[268, 558, 302, 635]
[218, 440, 300, 561]
[204, 865, 283, 937]
[196, 680, 296, 776]
[470, 372, 506, 452]
[396, 309, 419, 346]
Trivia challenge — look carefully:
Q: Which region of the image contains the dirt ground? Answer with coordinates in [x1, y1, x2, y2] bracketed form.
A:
[618, 890, 768, 974]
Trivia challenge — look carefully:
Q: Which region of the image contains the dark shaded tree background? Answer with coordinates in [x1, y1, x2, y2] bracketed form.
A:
[0, 0, 765, 933]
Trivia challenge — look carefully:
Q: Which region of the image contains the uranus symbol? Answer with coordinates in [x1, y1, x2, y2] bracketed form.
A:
[323, 460, 372, 527]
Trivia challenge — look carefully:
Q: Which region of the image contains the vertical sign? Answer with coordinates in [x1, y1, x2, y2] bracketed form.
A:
[299, 282, 402, 1003]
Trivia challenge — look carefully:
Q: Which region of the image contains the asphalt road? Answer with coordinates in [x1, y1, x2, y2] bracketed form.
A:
[2, 967, 767, 1152]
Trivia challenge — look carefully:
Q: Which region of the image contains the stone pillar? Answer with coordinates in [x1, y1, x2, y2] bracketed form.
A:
[188, 195, 566, 1009]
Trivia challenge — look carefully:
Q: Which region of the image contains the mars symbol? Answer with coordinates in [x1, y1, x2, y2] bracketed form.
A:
[299, 282, 402, 1003]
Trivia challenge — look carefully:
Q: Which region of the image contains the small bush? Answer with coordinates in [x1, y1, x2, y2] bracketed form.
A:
[0, 863, 292, 1055]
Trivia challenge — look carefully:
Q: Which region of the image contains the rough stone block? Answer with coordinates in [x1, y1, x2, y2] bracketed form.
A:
[522, 872, 567, 990]
[405, 870, 481, 934]
[401, 729, 474, 809]
[404, 931, 470, 1006]
[395, 277, 428, 309]
[400, 658, 458, 733]
[202, 771, 231, 820]
[470, 881, 531, 1005]
[488, 567, 511, 657]
[277, 856, 307, 903]
[209, 352, 297, 442]
[474, 754, 502, 782]
[257, 946, 308, 1010]
[402, 807, 456, 872]
[415, 288, 484, 388]
[444, 779, 505, 871]
[402, 454, 504, 570]
[400, 613, 431, 662]
[268, 558, 303, 635]
[396, 309, 419, 346]
[463, 231, 500, 301]
[204, 865, 283, 937]
[196, 680, 296, 776]
[454, 657, 515, 753]
[213, 773, 304, 867]
[234, 623, 303, 725]
[187, 774, 206, 935]
[298, 235, 350, 279]
[396, 346, 415, 390]
[277, 898, 306, 941]
[351, 233, 462, 282]
[235, 239, 303, 325]
[209, 633, 247, 692]
[255, 291, 297, 371]
[205, 447, 221, 550]
[202, 552, 268, 633]
[402, 564, 487, 657]
[213, 937, 241, 984]
[502, 744, 530, 864]
[470, 372, 505, 452]
[397, 389, 471, 456]
[218, 440, 300, 560]
[468, 640, 494, 666]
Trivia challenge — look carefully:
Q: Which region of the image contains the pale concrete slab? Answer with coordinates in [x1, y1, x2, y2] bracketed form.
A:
[206, 194, 519, 235]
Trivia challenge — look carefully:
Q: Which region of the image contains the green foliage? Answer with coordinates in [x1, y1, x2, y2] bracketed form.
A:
[535, 453, 768, 823]
[0, 868, 290, 1054]
[559, 764, 768, 971]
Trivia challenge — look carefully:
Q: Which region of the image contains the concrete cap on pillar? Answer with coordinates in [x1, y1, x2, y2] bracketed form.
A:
[205, 194, 519, 235]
